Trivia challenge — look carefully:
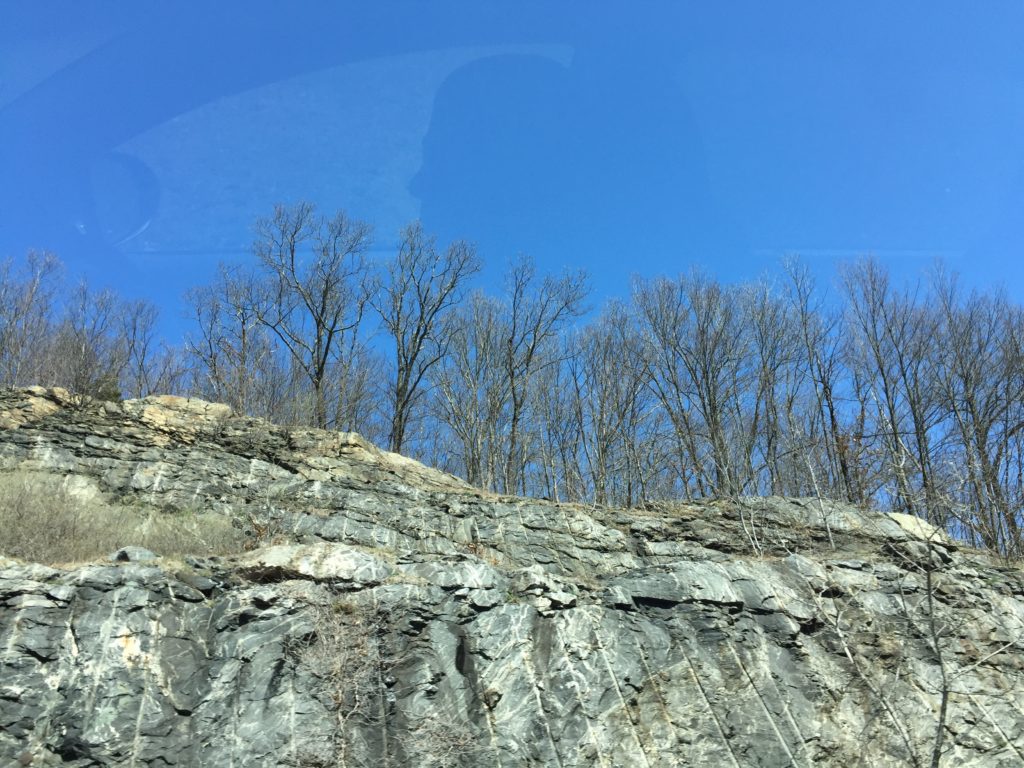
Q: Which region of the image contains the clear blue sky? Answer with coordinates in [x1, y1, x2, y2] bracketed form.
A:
[2, 2, 1023, 336]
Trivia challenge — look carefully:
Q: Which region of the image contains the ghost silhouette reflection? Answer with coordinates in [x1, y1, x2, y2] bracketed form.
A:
[410, 53, 734, 269]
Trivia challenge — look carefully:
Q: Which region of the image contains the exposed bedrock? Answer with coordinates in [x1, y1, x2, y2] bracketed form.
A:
[1, 388, 1022, 766]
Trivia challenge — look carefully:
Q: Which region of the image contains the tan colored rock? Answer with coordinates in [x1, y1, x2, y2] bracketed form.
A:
[0, 387, 66, 429]
[122, 395, 233, 443]
[888, 511, 955, 545]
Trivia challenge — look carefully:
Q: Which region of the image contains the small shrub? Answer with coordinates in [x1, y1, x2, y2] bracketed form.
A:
[297, 598, 389, 766]
[236, 503, 301, 550]
[297, 598, 495, 768]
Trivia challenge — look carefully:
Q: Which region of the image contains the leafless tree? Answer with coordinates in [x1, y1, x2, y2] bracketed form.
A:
[932, 272, 1024, 556]
[327, 336, 387, 441]
[567, 301, 653, 506]
[530, 335, 585, 502]
[633, 275, 704, 498]
[0, 251, 182, 401]
[432, 291, 511, 489]
[0, 250, 61, 388]
[47, 282, 131, 400]
[12, 232, 1024, 559]
[634, 271, 750, 497]
[374, 222, 480, 454]
[842, 260, 944, 518]
[431, 260, 586, 496]
[500, 257, 588, 495]
[742, 279, 804, 495]
[250, 202, 375, 429]
[783, 258, 862, 502]
[185, 267, 285, 418]
[118, 298, 189, 399]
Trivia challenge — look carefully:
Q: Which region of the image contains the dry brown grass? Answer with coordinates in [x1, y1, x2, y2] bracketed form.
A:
[0, 471, 245, 565]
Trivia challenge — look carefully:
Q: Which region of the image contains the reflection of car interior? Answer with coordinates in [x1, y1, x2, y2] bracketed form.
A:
[84, 151, 160, 246]
[0, 4, 570, 258]
[7, 4, 1018, 282]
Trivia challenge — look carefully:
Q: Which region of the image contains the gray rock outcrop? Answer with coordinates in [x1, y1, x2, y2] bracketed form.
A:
[1, 387, 1023, 766]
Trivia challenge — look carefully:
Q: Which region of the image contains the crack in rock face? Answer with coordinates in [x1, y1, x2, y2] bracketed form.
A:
[0, 387, 1023, 767]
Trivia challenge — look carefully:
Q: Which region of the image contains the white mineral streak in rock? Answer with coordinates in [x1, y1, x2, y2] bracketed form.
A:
[236, 543, 392, 584]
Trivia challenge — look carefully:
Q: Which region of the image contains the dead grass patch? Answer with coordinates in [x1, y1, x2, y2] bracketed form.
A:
[0, 471, 245, 565]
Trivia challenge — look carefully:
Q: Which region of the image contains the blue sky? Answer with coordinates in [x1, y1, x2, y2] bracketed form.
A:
[2, 2, 1024, 336]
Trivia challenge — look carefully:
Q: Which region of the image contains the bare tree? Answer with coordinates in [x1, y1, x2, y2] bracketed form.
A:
[250, 202, 374, 429]
[374, 222, 480, 454]
[743, 279, 804, 495]
[567, 301, 652, 506]
[839, 259, 952, 528]
[783, 258, 862, 502]
[0, 250, 61, 388]
[531, 335, 585, 502]
[328, 335, 387, 441]
[932, 272, 1024, 556]
[46, 282, 131, 400]
[501, 257, 588, 495]
[433, 291, 511, 489]
[0, 251, 185, 401]
[119, 298, 186, 399]
[15, 235, 1024, 558]
[186, 267, 286, 418]
[634, 271, 750, 497]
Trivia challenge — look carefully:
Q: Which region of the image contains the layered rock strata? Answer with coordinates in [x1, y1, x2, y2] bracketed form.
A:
[1, 388, 1022, 767]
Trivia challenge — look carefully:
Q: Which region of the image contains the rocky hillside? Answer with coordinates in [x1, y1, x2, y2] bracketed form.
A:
[1, 387, 1023, 767]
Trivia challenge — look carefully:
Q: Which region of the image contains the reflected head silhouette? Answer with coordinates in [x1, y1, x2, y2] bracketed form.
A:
[411, 50, 738, 272]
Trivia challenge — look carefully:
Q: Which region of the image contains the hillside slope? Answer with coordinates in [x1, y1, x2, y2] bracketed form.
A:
[1, 387, 1022, 767]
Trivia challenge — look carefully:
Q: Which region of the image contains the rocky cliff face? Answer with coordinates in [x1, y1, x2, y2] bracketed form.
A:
[1, 387, 1023, 767]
